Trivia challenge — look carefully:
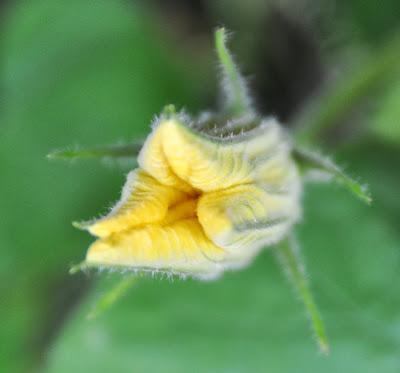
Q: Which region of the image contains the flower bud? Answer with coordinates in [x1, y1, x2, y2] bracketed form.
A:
[82, 114, 301, 279]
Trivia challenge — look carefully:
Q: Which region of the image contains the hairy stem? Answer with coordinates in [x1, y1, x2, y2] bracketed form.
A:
[215, 27, 254, 117]
[276, 236, 329, 354]
[87, 275, 137, 320]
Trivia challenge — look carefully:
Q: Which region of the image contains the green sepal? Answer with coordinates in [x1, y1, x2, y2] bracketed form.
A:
[47, 142, 143, 162]
[293, 146, 372, 204]
[275, 235, 329, 355]
[214, 27, 254, 118]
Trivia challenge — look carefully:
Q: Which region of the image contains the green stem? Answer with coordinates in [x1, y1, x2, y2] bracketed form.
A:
[294, 33, 400, 145]
[215, 27, 254, 117]
[87, 275, 137, 320]
[276, 236, 329, 354]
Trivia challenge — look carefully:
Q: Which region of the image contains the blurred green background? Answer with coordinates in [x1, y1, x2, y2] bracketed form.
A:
[1, 0, 399, 372]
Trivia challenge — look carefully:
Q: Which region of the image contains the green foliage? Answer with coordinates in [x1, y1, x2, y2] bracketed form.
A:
[294, 33, 400, 145]
[336, 0, 400, 43]
[371, 81, 400, 145]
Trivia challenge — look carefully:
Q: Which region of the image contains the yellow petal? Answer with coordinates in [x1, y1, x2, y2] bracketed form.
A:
[83, 169, 189, 238]
[86, 218, 226, 278]
[197, 183, 301, 253]
[160, 198, 197, 225]
[138, 119, 194, 193]
[160, 118, 294, 192]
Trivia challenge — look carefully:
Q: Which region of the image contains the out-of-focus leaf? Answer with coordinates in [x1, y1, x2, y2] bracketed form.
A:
[294, 33, 400, 145]
[370, 81, 400, 145]
[335, 0, 400, 43]
[45, 146, 400, 372]
[338, 142, 400, 231]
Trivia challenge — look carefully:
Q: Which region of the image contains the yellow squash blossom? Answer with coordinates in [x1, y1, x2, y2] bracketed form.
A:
[79, 112, 301, 279]
[54, 28, 373, 352]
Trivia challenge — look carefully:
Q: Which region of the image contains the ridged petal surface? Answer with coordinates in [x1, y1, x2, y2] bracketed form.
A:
[82, 117, 301, 278]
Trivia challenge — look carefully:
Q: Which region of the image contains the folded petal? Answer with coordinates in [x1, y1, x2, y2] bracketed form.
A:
[86, 218, 227, 279]
[82, 169, 189, 238]
[197, 183, 301, 257]
[160, 118, 294, 192]
[138, 119, 195, 193]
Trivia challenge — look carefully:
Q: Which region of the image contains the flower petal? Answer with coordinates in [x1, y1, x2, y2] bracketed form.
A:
[86, 218, 226, 279]
[82, 169, 189, 238]
[197, 183, 301, 254]
[138, 119, 194, 193]
[160, 118, 294, 192]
